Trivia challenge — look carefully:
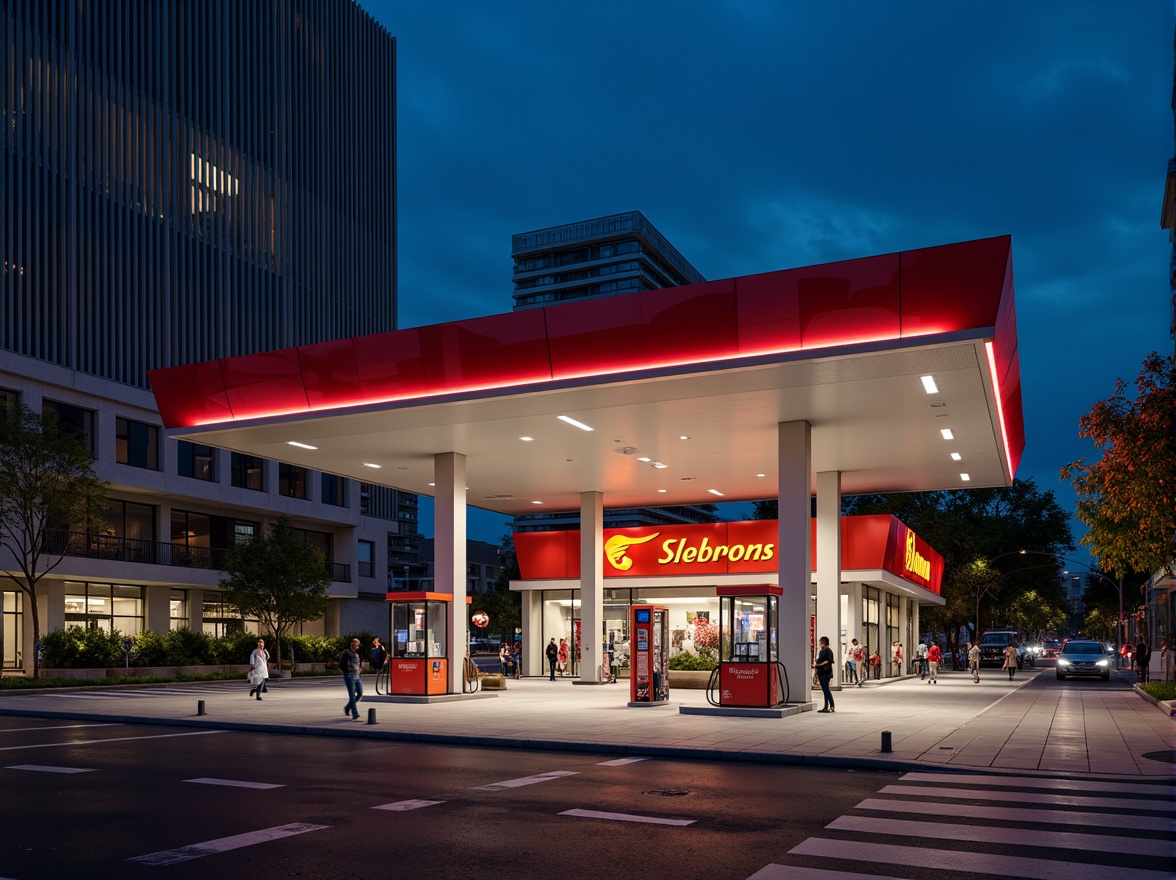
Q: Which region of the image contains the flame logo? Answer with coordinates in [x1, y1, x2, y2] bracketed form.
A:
[605, 533, 659, 571]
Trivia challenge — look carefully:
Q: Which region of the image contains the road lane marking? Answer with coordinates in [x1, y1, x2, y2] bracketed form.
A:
[6, 764, 94, 773]
[0, 729, 226, 752]
[789, 838, 1174, 880]
[878, 783, 1173, 812]
[0, 723, 118, 734]
[372, 799, 445, 811]
[474, 770, 578, 790]
[184, 777, 284, 789]
[856, 797, 1172, 832]
[127, 823, 329, 866]
[899, 771, 1176, 796]
[597, 757, 649, 766]
[828, 814, 1173, 858]
[746, 866, 911, 880]
[560, 808, 694, 826]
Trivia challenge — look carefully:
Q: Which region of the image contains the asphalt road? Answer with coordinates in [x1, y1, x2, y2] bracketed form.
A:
[1, 713, 1171, 880]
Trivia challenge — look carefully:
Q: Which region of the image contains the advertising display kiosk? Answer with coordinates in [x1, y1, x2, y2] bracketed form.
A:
[714, 585, 784, 708]
[387, 592, 452, 696]
[629, 604, 669, 704]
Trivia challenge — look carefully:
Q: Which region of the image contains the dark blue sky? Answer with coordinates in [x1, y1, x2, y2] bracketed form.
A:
[362, 0, 1172, 554]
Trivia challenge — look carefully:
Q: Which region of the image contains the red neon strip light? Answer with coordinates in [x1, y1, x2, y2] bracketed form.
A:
[984, 340, 1012, 480]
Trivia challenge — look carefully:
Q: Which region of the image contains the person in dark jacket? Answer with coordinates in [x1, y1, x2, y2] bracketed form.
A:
[545, 638, 559, 680]
[1135, 638, 1151, 684]
[341, 638, 363, 720]
[813, 636, 835, 713]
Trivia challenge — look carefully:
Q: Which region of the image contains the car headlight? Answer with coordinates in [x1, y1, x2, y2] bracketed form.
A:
[1057, 659, 1071, 666]
[1096, 660, 1108, 668]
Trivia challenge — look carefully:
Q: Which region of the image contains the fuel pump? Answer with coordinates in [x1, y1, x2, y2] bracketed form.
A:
[709, 585, 787, 708]
[628, 605, 669, 704]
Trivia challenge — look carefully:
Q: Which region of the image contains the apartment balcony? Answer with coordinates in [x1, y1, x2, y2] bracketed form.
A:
[43, 531, 351, 583]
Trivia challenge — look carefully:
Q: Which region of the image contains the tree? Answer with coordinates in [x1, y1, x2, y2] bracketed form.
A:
[219, 515, 331, 671]
[0, 404, 109, 679]
[1061, 352, 1176, 578]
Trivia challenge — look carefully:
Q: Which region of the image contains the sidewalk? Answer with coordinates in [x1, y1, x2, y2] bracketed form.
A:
[1, 667, 1171, 778]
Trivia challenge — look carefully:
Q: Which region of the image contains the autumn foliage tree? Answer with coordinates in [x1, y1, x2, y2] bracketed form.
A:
[1061, 352, 1176, 578]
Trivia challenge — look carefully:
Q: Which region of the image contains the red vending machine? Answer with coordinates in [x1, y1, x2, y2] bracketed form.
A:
[629, 605, 669, 704]
[386, 592, 453, 696]
[716, 585, 783, 707]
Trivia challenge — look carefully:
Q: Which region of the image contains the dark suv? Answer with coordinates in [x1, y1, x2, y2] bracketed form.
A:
[978, 631, 1028, 668]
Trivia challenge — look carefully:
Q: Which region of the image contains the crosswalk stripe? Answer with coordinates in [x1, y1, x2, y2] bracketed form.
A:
[597, 757, 650, 766]
[898, 771, 1175, 797]
[789, 837, 1174, 880]
[746, 867, 911, 880]
[878, 783, 1172, 812]
[6, 764, 93, 773]
[184, 777, 284, 790]
[559, 808, 694, 826]
[127, 823, 329, 866]
[475, 770, 578, 791]
[856, 797, 1171, 833]
[827, 814, 1173, 858]
[0, 729, 225, 752]
[372, 799, 445, 811]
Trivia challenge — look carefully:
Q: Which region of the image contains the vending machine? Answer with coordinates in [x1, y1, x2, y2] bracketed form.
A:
[629, 605, 669, 704]
[386, 592, 453, 695]
[715, 585, 783, 707]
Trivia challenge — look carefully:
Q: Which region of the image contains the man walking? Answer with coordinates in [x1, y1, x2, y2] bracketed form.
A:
[967, 640, 981, 682]
[926, 640, 941, 684]
[1135, 637, 1151, 684]
[915, 641, 928, 679]
[546, 638, 559, 680]
[846, 638, 861, 684]
[340, 637, 363, 720]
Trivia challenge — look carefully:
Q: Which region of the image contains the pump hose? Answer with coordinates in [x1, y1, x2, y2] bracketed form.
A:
[705, 666, 722, 706]
[775, 661, 789, 706]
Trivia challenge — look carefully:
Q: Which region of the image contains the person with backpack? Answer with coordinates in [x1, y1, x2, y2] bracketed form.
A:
[340, 637, 363, 720]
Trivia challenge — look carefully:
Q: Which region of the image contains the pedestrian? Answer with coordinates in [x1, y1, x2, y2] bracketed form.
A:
[340, 637, 363, 720]
[915, 641, 928, 679]
[545, 637, 559, 680]
[967, 640, 981, 683]
[926, 640, 941, 684]
[248, 638, 269, 701]
[1002, 642, 1017, 680]
[557, 638, 569, 676]
[499, 642, 514, 678]
[512, 641, 522, 679]
[891, 641, 903, 678]
[869, 650, 881, 679]
[813, 636, 835, 713]
[370, 637, 387, 673]
[1161, 638, 1171, 681]
[846, 638, 862, 684]
[1134, 637, 1151, 684]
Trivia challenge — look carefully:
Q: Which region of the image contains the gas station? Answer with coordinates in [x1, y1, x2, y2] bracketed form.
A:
[148, 234, 1023, 709]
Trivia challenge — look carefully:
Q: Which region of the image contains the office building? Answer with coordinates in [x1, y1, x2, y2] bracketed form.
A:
[0, 0, 412, 672]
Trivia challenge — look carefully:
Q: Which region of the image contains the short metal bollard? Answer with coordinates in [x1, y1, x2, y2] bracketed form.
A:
[880, 730, 892, 753]
[366, 707, 377, 725]
[197, 700, 206, 716]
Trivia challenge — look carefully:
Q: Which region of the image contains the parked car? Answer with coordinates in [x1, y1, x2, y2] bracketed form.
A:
[468, 638, 499, 654]
[1055, 639, 1112, 681]
[1042, 639, 1061, 658]
[978, 630, 1029, 668]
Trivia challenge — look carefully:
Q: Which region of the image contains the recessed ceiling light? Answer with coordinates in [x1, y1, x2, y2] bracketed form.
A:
[531, 500, 543, 505]
[287, 441, 318, 450]
[658, 489, 667, 493]
[950, 452, 962, 461]
[940, 428, 954, 440]
[707, 489, 724, 496]
[362, 462, 381, 469]
[960, 473, 971, 481]
[557, 415, 594, 431]
[652, 462, 668, 469]
[427, 482, 435, 487]
[519, 436, 533, 442]
[756, 473, 766, 478]
[679, 435, 689, 440]
[921, 375, 938, 394]
[637, 456, 652, 462]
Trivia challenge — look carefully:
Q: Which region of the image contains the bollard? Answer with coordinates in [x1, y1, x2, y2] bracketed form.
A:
[197, 700, 206, 716]
[366, 707, 377, 725]
[880, 730, 892, 753]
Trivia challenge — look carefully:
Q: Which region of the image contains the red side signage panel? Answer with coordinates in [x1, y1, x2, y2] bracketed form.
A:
[880, 519, 943, 595]
[719, 663, 777, 707]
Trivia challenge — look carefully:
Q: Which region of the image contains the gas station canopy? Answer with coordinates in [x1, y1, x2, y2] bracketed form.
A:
[149, 235, 1022, 511]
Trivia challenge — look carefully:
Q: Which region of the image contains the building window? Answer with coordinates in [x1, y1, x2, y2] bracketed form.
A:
[64, 582, 144, 635]
[358, 540, 375, 578]
[43, 400, 95, 453]
[231, 453, 265, 491]
[278, 463, 308, 499]
[201, 590, 248, 638]
[0, 387, 18, 419]
[321, 473, 346, 507]
[2, 589, 23, 669]
[178, 441, 215, 481]
[169, 589, 188, 631]
[115, 417, 160, 470]
[103, 500, 157, 563]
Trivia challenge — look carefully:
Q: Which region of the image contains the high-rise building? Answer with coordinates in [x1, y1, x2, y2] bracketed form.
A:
[509, 212, 718, 534]
[0, 0, 412, 673]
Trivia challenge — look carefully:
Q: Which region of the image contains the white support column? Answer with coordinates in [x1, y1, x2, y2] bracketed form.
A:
[816, 470, 842, 688]
[576, 491, 605, 685]
[778, 421, 812, 704]
[434, 452, 468, 694]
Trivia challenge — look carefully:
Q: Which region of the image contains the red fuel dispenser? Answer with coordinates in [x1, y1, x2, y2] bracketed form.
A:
[713, 585, 786, 708]
[629, 605, 669, 704]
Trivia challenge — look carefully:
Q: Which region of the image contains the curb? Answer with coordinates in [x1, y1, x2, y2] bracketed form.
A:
[1131, 684, 1176, 716]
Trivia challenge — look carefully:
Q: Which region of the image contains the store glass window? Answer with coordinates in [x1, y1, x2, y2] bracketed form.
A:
[278, 463, 308, 499]
[201, 590, 249, 637]
[886, 593, 901, 673]
[230, 452, 265, 490]
[169, 589, 188, 630]
[862, 587, 880, 677]
[2, 589, 23, 669]
[115, 417, 159, 470]
[43, 400, 95, 453]
[177, 441, 215, 481]
[358, 540, 375, 578]
[64, 582, 144, 635]
[321, 473, 346, 506]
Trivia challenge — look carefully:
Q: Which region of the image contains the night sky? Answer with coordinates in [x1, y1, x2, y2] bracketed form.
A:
[360, 1, 1172, 554]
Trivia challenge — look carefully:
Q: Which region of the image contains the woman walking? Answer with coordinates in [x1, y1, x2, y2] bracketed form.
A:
[248, 639, 269, 701]
[1002, 643, 1018, 680]
[814, 636, 835, 713]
